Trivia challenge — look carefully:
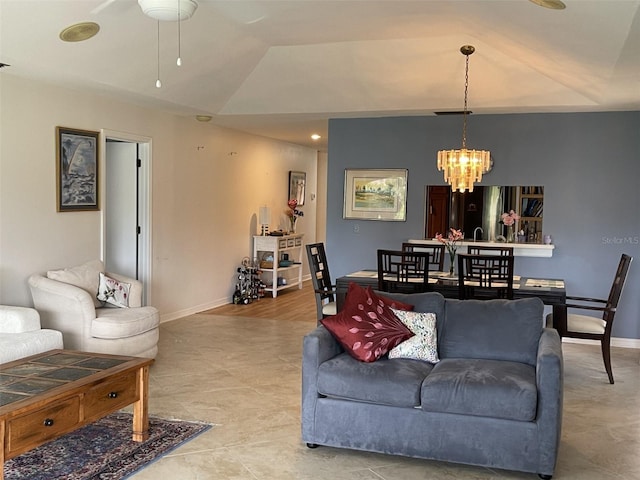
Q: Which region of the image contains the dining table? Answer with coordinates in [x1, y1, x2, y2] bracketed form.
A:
[335, 270, 567, 311]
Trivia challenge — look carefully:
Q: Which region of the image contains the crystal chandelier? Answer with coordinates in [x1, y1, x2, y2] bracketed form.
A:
[437, 45, 491, 193]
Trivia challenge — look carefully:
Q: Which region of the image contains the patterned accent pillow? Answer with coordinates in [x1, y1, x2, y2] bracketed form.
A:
[97, 272, 131, 308]
[321, 283, 414, 362]
[388, 309, 439, 364]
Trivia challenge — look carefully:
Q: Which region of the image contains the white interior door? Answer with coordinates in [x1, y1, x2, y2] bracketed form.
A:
[105, 141, 138, 279]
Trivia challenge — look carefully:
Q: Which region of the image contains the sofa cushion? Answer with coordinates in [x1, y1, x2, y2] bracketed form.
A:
[440, 297, 543, 365]
[318, 353, 434, 407]
[388, 310, 439, 364]
[47, 260, 104, 308]
[421, 358, 537, 421]
[92, 306, 159, 339]
[321, 283, 413, 363]
[0, 330, 64, 364]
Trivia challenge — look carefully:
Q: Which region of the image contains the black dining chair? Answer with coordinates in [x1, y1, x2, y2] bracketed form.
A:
[457, 253, 515, 300]
[546, 253, 633, 384]
[306, 243, 337, 323]
[402, 242, 445, 272]
[467, 245, 514, 256]
[377, 249, 431, 294]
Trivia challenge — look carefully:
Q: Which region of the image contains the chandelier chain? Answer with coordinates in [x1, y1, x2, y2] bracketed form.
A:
[462, 53, 469, 149]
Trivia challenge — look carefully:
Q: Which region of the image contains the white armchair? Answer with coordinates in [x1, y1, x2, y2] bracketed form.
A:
[28, 260, 159, 358]
[0, 305, 64, 364]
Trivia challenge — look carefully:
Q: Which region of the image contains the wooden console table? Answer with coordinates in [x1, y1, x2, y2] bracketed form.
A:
[0, 350, 153, 479]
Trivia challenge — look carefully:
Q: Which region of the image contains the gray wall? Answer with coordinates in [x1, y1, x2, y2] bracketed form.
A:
[326, 111, 640, 340]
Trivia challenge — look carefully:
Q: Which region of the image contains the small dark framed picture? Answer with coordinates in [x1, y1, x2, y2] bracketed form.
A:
[289, 171, 306, 205]
[56, 127, 99, 212]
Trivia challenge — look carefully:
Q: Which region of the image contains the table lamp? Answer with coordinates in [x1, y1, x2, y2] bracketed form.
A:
[259, 206, 271, 236]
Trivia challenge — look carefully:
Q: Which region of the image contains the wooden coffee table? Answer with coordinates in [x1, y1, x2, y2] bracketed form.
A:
[0, 349, 153, 479]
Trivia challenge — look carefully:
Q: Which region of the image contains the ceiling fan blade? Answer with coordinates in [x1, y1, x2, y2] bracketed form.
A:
[91, 0, 119, 15]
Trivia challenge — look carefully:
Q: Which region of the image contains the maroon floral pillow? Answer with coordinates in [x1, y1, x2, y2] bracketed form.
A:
[321, 283, 414, 362]
[367, 286, 415, 312]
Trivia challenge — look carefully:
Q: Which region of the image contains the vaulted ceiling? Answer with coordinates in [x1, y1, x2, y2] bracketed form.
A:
[1, 0, 639, 150]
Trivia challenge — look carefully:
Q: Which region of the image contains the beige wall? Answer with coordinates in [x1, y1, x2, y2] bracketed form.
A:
[0, 75, 318, 321]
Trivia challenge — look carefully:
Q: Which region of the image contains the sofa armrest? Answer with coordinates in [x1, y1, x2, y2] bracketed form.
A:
[301, 326, 343, 442]
[0, 306, 41, 333]
[28, 274, 97, 349]
[535, 327, 564, 474]
[106, 272, 143, 307]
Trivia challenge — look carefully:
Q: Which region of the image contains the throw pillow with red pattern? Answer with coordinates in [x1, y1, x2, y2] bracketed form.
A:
[321, 282, 414, 362]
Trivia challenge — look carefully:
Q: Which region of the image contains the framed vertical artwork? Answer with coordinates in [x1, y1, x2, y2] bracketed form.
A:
[288, 171, 306, 205]
[343, 168, 408, 221]
[56, 127, 99, 212]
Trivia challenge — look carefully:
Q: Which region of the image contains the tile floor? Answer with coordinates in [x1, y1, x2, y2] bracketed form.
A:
[131, 312, 640, 479]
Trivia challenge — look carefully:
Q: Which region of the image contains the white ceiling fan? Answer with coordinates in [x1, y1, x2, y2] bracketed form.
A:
[90, 0, 200, 87]
[91, 0, 198, 20]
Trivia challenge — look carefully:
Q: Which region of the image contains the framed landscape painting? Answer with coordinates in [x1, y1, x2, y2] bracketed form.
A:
[56, 127, 99, 212]
[343, 168, 408, 221]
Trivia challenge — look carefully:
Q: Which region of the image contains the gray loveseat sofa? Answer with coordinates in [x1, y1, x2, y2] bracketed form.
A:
[302, 292, 563, 479]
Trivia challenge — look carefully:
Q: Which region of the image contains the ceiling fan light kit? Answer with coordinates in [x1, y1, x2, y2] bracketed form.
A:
[138, 0, 198, 21]
[436, 45, 492, 194]
[137, 0, 198, 88]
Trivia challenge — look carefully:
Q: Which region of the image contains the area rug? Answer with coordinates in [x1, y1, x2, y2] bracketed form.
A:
[4, 412, 213, 480]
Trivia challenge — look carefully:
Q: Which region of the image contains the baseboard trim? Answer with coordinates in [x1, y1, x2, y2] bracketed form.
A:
[160, 276, 312, 323]
[160, 298, 230, 323]
[562, 337, 640, 349]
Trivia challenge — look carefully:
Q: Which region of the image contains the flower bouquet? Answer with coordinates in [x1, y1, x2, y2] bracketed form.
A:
[500, 210, 520, 242]
[436, 228, 464, 276]
[285, 199, 304, 233]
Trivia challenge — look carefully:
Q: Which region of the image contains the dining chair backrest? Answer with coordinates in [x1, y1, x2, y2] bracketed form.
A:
[306, 243, 336, 322]
[457, 253, 515, 300]
[547, 253, 632, 384]
[377, 249, 430, 294]
[467, 245, 514, 256]
[602, 253, 633, 325]
[401, 242, 445, 271]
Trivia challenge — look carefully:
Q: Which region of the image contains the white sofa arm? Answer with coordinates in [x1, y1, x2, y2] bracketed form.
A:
[28, 274, 97, 350]
[106, 272, 143, 308]
[0, 306, 41, 333]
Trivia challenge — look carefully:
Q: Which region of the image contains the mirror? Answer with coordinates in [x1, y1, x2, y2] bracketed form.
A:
[425, 185, 544, 243]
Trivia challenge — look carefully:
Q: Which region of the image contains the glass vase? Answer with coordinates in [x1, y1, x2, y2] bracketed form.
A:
[506, 225, 515, 243]
[449, 251, 456, 276]
[289, 218, 296, 234]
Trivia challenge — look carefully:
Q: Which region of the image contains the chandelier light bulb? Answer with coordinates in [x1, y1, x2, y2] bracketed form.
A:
[156, 79, 162, 88]
[177, 57, 182, 66]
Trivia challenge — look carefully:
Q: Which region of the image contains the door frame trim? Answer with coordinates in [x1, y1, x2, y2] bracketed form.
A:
[100, 129, 153, 305]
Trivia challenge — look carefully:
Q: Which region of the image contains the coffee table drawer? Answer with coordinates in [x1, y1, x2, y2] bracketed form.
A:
[8, 396, 81, 454]
[84, 371, 138, 419]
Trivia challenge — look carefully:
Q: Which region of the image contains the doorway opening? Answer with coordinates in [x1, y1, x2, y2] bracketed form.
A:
[100, 130, 152, 304]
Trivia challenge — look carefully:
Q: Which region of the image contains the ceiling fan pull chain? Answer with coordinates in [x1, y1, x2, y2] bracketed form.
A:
[156, 20, 162, 88]
[177, 0, 182, 66]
